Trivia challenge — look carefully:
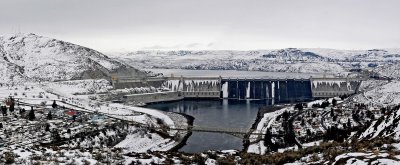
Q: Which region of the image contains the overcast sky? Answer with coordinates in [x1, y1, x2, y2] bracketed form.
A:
[1, 0, 399, 52]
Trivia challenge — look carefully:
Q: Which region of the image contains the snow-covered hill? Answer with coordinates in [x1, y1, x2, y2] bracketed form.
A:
[359, 105, 400, 140]
[373, 64, 400, 78]
[109, 48, 347, 74]
[261, 48, 331, 61]
[351, 80, 400, 107]
[0, 33, 146, 84]
[109, 48, 400, 75]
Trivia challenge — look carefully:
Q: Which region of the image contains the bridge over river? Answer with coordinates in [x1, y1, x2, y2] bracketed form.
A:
[166, 125, 265, 139]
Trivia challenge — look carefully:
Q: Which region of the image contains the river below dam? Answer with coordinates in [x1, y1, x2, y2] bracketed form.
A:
[146, 99, 275, 153]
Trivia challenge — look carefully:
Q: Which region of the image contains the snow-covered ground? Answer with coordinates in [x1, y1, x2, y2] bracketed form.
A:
[352, 80, 400, 106]
[332, 152, 400, 165]
[247, 106, 291, 154]
[0, 79, 188, 155]
[360, 107, 400, 140]
[247, 98, 344, 154]
[115, 132, 175, 153]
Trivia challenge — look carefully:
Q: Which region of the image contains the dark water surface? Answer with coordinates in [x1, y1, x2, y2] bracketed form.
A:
[146, 99, 274, 153]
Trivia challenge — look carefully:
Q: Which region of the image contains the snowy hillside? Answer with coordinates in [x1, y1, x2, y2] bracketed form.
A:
[0, 33, 146, 84]
[261, 48, 330, 61]
[349, 49, 400, 62]
[109, 48, 347, 74]
[109, 48, 400, 75]
[373, 64, 400, 78]
[352, 80, 400, 106]
[359, 106, 400, 140]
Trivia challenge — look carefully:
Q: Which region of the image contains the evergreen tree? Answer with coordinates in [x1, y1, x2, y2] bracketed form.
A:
[52, 131, 61, 142]
[28, 106, 35, 121]
[312, 112, 317, 118]
[47, 111, 53, 120]
[367, 110, 375, 120]
[352, 111, 360, 123]
[282, 111, 289, 121]
[294, 103, 303, 111]
[276, 115, 282, 121]
[321, 100, 330, 108]
[381, 108, 386, 115]
[263, 129, 277, 152]
[9, 102, 14, 113]
[1, 106, 7, 116]
[45, 124, 50, 132]
[301, 119, 305, 126]
[347, 118, 352, 128]
[332, 99, 337, 107]
[52, 100, 58, 109]
[312, 103, 321, 108]
[306, 129, 312, 136]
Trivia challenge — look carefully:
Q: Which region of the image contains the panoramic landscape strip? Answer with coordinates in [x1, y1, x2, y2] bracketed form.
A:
[1, 0, 400, 164]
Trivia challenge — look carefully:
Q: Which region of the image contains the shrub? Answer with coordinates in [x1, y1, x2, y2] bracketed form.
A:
[4, 152, 15, 164]
[94, 153, 104, 162]
[82, 159, 91, 165]
[310, 153, 320, 162]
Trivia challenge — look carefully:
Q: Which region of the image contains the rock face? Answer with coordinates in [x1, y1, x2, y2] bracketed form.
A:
[0, 33, 146, 84]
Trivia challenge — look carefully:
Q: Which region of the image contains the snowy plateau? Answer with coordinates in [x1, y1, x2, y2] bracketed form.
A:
[1, 33, 400, 164]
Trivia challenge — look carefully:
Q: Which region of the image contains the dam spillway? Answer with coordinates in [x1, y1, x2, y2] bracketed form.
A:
[221, 79, 312, 102]
[113, 76, 363, 102]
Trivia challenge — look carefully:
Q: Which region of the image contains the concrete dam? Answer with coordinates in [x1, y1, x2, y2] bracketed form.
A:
[221, 79, 312, 102]
[114, 76, 363, 103]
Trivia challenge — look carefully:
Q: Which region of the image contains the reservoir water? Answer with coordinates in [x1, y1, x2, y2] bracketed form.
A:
[146, 99, 275, 153]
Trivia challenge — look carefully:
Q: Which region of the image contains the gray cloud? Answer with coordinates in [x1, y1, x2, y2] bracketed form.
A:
[1, 0, 399, 52]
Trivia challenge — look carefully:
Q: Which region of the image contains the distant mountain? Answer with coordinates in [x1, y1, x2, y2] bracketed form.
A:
[108, 48, 345, 73]
[0, 33, 146, 84]
[121, 48, 331, 61]
[109, 48, 400, 76]
[260, 48, 331, 61]
[347, 49, 400, 62]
